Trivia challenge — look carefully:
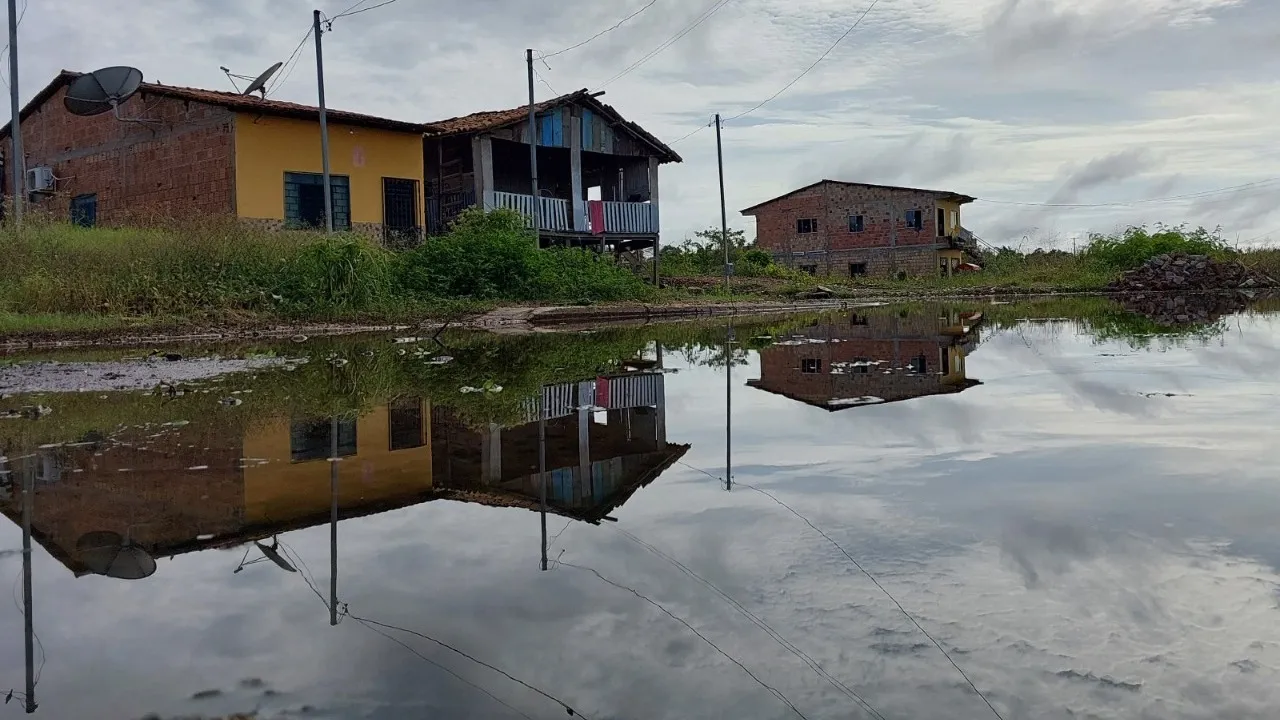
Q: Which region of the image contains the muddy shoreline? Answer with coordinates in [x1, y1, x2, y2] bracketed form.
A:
[0, 290, 1105, 352]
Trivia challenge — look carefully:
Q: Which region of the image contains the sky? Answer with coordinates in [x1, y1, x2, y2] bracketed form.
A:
[7, 0, 1280, 248]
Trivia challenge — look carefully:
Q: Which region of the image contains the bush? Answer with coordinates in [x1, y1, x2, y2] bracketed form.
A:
[394, 208, 653, 303]
[1081, 224, 1227, 270]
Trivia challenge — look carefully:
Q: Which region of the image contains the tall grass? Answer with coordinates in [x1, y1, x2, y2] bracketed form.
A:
[1, 209, 655, 326]
[1080, 224, 1228, 270]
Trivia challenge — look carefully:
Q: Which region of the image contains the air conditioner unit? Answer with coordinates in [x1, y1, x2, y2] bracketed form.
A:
[26, 166, 55, 193]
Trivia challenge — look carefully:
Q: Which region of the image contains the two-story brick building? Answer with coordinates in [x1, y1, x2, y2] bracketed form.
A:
[741, 180, 980, 278]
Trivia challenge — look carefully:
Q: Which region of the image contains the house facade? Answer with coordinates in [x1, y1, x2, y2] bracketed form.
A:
[0, 70, 425, 243]
[741, 180, 980, 278]
[747, 307, 982, 411]
[423, 89, 681, 271]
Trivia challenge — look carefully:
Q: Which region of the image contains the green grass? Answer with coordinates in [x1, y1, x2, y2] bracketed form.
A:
[0, 311, 172, 335]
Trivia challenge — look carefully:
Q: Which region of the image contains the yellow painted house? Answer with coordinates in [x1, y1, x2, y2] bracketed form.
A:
[0, 71, 426, 244]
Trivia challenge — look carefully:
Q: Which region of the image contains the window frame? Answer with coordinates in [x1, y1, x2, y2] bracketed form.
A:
[801, 358, 822, 374]
[796, 218, 819, 234]
[905, 209, 924, 231]
[69, 193, 97, 227]
[848, 262, 868, 277]
[848, 214, 865, 233]
[284, 171, 352, 231]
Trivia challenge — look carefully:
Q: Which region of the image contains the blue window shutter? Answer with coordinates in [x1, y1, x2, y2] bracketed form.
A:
[582, 109, 594, 149]
[553, 108, 564, 146]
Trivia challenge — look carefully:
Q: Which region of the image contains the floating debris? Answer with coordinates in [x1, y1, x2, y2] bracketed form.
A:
[291, 334, 308, 343]
[188, 465, 209, 471]
[219, 397, 243, 407]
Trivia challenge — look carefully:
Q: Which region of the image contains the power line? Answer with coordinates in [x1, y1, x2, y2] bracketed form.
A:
[267, 25, 316, 96]
[538, 0, 660, 60]
[669, 119, 714, 146]
[330, 0, 401, 22]
[560, 561, 811, 720]
[596, 0, 738, 90]
[975, 177, 1280, 208]
[533, 67, 559, 97]
[0, 0, 28, 91]
[725, 0, 880, 123]
[607, 525, 887, 719]
[740, 481, 1007, 720]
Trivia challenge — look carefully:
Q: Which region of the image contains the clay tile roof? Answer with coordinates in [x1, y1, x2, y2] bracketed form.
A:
[0, 70, 425, 138]
[741, 179, 977, 215]
[425, 88, 683, 164]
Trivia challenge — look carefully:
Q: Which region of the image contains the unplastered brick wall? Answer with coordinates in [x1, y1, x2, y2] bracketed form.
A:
[746, 182, 954, 276]
[11, 86, 236, 224]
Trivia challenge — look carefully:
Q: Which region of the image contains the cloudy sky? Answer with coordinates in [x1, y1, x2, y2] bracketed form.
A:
[9, 0, 1280, 247]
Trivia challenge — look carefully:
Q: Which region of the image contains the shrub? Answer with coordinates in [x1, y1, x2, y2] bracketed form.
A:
[1081, 224, 1227, 270]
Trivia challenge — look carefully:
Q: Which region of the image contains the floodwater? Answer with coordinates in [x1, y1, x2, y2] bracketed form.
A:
[1, 297, 1279, 720]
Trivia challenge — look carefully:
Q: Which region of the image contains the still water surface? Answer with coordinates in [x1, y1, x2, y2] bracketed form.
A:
[1, 300, 1279, 719]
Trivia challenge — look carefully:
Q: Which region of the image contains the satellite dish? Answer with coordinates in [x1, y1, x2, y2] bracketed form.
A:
[75, 530, 157, 580]
[64, 66, 143, 117]
[242, 61, 283, 98]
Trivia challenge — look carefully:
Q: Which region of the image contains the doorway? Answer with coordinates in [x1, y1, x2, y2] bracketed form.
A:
[936, 208, 946, 237]
[383, 177, 419, 247]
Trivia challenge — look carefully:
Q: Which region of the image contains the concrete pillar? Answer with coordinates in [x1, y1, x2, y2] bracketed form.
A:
[570, 114, 585, 231]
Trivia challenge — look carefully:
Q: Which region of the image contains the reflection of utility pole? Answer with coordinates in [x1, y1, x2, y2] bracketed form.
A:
[21, 462, 36, 712]
[538, 399, 548, 572]
[329, 416, 338, 626]
[725, 324, 733, 492]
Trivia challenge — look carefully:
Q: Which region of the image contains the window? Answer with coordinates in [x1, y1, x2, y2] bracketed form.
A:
[801, 358, 822, 374]
[909, 355, 928, 374]
[285, 172, 351, 230]
[848, 214, 865, 233]
[290, 418, 357, 462]
[797, 218, 818, 234]
[69, 193, 97, 227]
[388, 398, 425, 451]
[849, 262, 867, 277]
[937, 207, 947, 237]
[853, 357, 871, 374]
[905, 209, 923, 231]
[799, 264, 817, 275]
[850, 313, 869, 326]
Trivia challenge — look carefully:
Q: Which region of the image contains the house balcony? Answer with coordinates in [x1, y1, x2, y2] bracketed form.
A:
[486, 191, 658, 237]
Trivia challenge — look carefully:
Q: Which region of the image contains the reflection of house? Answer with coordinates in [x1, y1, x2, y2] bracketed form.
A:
[741, 180, 981, 277]
[0, 372, 685, 577]
[747, 309, 982, 411]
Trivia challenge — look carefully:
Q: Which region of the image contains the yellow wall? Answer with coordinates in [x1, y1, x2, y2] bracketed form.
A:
[936, 200, 962, 235]
[241, 402, 433, 525]
[233, 113, 424, 226]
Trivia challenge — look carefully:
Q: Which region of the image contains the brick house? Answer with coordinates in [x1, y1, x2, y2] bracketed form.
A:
[741, 180, 981, 278]
[0, 70, 425, 243]
[747, 307, 982, 411]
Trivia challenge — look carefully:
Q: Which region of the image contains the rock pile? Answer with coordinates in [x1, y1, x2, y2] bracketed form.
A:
[1107, 253, 1274, 293]
[1117, 292, 1250, 325]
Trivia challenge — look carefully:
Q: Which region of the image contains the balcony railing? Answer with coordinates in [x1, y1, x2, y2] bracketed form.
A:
[489, 191, 571, 232]
[593, 201, 658, 234]
[523, 372, 665, 423]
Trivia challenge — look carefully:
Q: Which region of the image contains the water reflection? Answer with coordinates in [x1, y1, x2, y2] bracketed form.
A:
[1, 298, 1279, 719]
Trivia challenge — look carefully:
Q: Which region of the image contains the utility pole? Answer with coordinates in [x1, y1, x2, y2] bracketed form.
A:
[538, 403, 548, 572]
[715, 113, 729, 293]
[526, 49, 541, 240]
[21, 463, 35, 712]
[8, 0, 22, 227]
[313, 10, 334, 233]
[724, 324, 733, 491]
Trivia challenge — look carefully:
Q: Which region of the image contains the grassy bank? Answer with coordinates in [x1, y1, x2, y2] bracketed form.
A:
[0, 209, 654, 334]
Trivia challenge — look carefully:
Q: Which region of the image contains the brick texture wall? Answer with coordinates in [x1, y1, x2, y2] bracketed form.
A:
[746, 182, 955, 277]
[9, 86, 236, 224]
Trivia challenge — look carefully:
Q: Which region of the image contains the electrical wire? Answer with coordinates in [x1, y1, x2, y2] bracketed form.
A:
[330, 0, 401, 22]
[0, 0, 29, 91]
[669, 120, 713, 146]
[607, 525, 887, 719]
[266, 25, 315, 97]
[341, 609, 592, 718]
[738, 481, 1007, 720]
[533, 67, 559, 97]
[560, 561, 811, 720]
[677, 460, 1005, 720]
[538, 0, 660, 60]
[975, 177, 1280, 209]
[725, 0, 880, 123]
[596, 0, 738, 90]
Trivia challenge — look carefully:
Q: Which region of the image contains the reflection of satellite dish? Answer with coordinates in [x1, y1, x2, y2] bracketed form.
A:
[64, 66, 143, 117]
[242, 61, 283, 98]
[75, 531, 157, 580]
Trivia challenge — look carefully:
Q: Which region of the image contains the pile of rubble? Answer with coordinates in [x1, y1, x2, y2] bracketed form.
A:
[1117, 292, 1250, 325]
[1107, 253, 1275, 293]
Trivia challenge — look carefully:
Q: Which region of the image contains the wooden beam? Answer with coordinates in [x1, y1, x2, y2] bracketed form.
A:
[570, 114, 586, 232]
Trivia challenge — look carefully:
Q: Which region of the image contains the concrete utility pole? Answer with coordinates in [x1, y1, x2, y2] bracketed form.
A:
[724, 324, 733, 492]
[715, 113, 729, 294]
[22, 463, 36, 712]
[526, 49, 541, 240]
[329, 415, 339, 626]
[538, 404, 548, 572]
[8, 0, 22, 227]
[313, 9, 334, 233]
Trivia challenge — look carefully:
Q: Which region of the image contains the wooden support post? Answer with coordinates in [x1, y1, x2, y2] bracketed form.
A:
[649, 156, 661, 286]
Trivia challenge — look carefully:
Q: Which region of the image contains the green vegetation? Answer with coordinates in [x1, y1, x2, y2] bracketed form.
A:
[659, 227, 797, 279]
[1078, 224, 1228, 270]
[0, 210, 654, 332]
